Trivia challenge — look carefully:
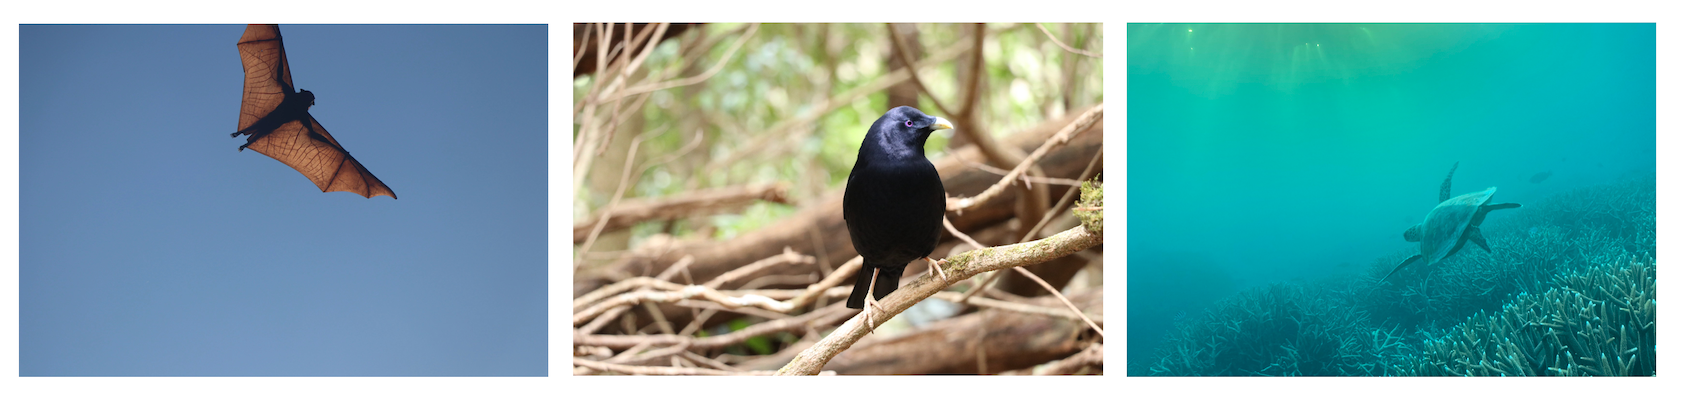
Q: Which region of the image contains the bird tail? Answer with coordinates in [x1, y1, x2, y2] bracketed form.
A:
[872, 266, 903, 301]
[846, 263, 876, 309]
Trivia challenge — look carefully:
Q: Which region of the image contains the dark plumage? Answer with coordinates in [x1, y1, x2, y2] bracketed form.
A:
[843, 106, 952, 310]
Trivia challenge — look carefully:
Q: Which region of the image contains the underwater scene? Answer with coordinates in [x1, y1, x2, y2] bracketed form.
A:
[1126, 24, 1655, 376]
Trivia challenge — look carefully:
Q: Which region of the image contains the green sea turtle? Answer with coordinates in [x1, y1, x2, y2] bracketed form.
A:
[1377, 162, 1521, 285]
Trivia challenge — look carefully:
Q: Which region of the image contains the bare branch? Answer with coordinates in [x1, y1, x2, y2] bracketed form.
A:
[960, 155, 1084, 186]
[1036, 23, 1101, 58]
[1010, 266, 1104, 339]
[705, 247, 814, 289]
[948, 104, 1103, 213]
[573, 183, 792, 243]
[776, 224, 1103, 375]
[886, 23, 954, 117]
[576, 302, 854, 350]
[1001, 343, 1103, 375]
[602, 24, 761, 104]
[576, 358, 800, 375]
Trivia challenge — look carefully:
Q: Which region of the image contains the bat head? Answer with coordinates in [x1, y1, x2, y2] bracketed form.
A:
[297, 89, 316, 107]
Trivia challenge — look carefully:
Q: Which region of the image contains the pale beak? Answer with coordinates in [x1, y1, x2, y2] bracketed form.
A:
[931, 117, 954, 131]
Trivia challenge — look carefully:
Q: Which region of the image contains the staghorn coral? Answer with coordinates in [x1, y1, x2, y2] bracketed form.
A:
[1362, 172, 1653, 339]
[1145, 281, 1402, 376]
[1399, 257, 1654, 376]
[1142, 172, 1654, 376]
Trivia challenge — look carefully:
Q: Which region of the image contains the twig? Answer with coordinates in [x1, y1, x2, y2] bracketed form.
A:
[960, 156, 1084, 186]
[572, 23, 594, 76]
[576, 256, 694, 335]
[1010, 266, 1104, 339]
[572, 182, 790, 243]
[602, 23, 761, 104]
[776, 224, 1102, 375]
[787, 256, 863, 310]
[948, 104, 1102, 213]
[642, 300, 675, 335]
[577, 303, 855, 349]
[575, 358, 768, 375]
[681, 351, 743, 372]
[575, 128, 656, 262]
[1022, 151, 1102, 243]
[675, 300, 792, 320]
[886, 23, 954, 117]
[1007, 343, 1103, 375]
[943, 215, 985, 249]
[705, 247, 814, 289]
[1036, 23, 1101, 58]
[942, 211, 1103, 337]
[589, 23, 667, 156]
[604, 340, 691, 366]
[696, 36, 976, 177]
[953, 152, 1101, 304]
[739, 274, 820, 290]
[573, 284, 793, 324]
[928, 291, 1088, 322]
[960, 23, 986, 117]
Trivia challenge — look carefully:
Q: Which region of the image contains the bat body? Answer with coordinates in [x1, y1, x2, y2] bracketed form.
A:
[232, 24, 396, 199]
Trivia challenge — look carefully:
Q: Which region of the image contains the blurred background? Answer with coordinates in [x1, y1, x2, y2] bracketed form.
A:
[572, 23, 1104, 374]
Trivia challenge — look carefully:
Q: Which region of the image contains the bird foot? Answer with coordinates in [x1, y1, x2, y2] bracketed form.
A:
[926, 257, 947, 282]
[862, 296, 882, 334]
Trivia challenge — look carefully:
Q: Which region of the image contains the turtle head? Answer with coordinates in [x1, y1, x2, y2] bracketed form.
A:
[1403, 224, 1423, 242]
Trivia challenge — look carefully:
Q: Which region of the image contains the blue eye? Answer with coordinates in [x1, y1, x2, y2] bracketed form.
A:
[904, 120, 913, 127]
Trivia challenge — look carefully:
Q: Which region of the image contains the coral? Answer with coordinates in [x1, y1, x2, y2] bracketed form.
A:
[1399, 257, 1654, 376]
[1142, 172, 1655, 376]
[1145, 281, 1403, 376]
[1362, 172, 1654, 339]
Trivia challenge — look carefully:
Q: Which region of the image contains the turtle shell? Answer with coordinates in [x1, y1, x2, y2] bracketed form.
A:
[1417, 187, 1497, 266]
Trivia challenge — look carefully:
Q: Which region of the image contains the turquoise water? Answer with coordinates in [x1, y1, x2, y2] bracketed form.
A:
[1126, 24, 1655, 375]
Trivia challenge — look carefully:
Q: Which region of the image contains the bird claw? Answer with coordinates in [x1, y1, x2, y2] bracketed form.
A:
[926, 257, 947, 282]
[863, 296, 881, 333]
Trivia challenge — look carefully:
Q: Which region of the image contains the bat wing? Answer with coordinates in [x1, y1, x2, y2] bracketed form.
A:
[236, 24, 293, 132]
[246, 115, 397, 199]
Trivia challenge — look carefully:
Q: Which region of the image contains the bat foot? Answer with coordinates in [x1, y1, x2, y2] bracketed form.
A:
[237, 143, 250, 152]
[230, 131, 242, 138]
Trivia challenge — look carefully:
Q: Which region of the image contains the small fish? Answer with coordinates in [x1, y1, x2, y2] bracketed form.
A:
[1173, 310, 1187, 323]
[1527, 226, 1538, 236]
[1530, 171, 1552, 183]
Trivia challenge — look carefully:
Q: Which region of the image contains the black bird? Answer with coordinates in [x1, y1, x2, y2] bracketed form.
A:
[843, 106, 952, 319]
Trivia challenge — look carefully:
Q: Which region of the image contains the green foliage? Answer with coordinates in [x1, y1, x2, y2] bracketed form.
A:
[575, 23, 1102, 242]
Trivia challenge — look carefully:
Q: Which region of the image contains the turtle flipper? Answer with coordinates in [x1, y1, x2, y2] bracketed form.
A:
[1378, 254, 1423, 285]
[1470, 202, 1520, 225]
[1403, 224, 1423, 242]
[1467, 226, 1490, 253]
[1438, 161, 1459, 202]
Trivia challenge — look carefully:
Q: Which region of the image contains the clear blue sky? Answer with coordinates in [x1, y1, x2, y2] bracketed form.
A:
[18, 25, 547, 376]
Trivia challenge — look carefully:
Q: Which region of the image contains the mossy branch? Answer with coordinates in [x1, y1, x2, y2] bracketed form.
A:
[774, 222, 1103, 375]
